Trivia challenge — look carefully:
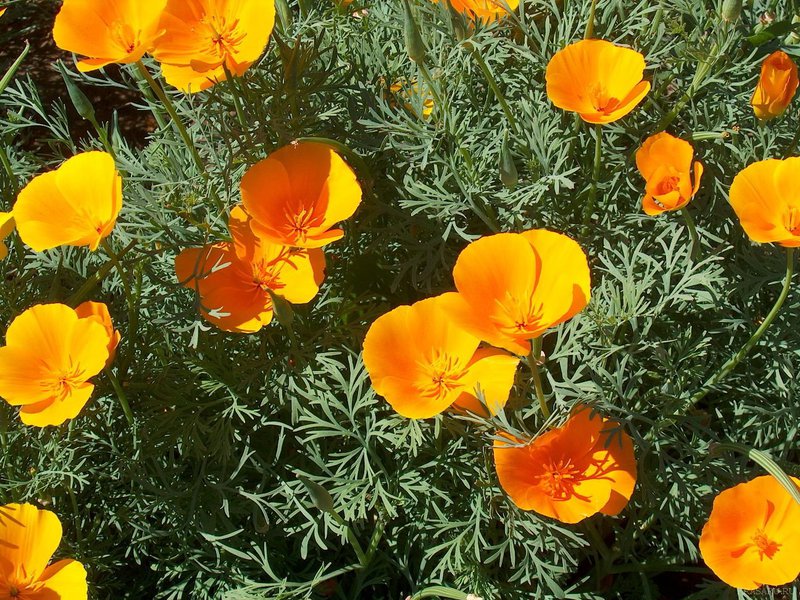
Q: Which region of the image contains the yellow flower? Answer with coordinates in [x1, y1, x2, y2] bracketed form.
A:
[0, 212, 14, 261]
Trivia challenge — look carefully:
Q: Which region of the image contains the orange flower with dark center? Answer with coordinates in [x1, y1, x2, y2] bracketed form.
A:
[0, 503, 88, 598]
[493, 406, 637, 523]
[0, 303, 115, 427]
[240, 142, 362, 249]
[53, 0, 167, 72]
[729, 157, 800, 246]
[362, 294, 520, 419]
[175, 206, 325, 333]
[546, 39, 650, 124]
[636, 132, 703, 215]
[751, 51, 799, 120]
[441, 0, 520, 21]
[441, 230, 590, 356]
[13, 151, 122, 252]
[699, 475, 800, 589]
[151, 0, 276, 92]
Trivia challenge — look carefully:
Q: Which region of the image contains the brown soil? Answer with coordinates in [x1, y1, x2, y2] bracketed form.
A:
[1, 0, 156, 149]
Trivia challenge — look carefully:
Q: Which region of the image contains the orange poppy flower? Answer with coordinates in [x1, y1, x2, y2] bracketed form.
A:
[441, 0, 520, 21]
[240, 142, 362, 249]
[52, 0, 167, 72]
[0, 303, 114, 427]
[0, 212, 14, 261]
[699, 475, 800, 589]
[176, 206, 325, 333]
[635, 132, 703, 216]
[151, 0, 276, 92]
[751, 51, 799, 121]
[75, 301, 121, 364]
[493, 406, 637, 523]
[14, 151, 122, 252]
[362, 294, 520, 419]
[441, 230, 590, 356]
[546, 39, 650, 124]
[0, 503, 88, 598]
[729, 157, 800, 247]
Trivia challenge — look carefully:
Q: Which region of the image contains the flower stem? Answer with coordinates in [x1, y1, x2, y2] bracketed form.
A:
[582, 124, 603, 235]
[135, 61, 205, 176]
[67, 240, 137, 306]
[467, 45, 518, 134]
[416, 63, 443, 108]
[105, 366, 134, 427]
[526, 337, 550, 419]
[680, 208, 700, 260]
[689, 247, 795, 407]
[585, 0, 598, 39]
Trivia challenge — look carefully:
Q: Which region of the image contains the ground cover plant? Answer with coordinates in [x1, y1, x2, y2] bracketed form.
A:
[2, 0, 800, 598]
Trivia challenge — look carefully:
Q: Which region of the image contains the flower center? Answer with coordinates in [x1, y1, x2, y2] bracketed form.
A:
[419, 354, 469, 399]
[590, 84, 621, 115]
[752, 529, 781, 560]
[205, 16, 246, 58]
[494, 294, 542, 340]
[9, 586, 19, 597]
[785, 206, 800, 235]
[110, 20, 139, 54]
[543, 458, 582, 500]
[251, 254, 292, 295]
[655, 175, 680, 196]
[43, 366, 86, 402]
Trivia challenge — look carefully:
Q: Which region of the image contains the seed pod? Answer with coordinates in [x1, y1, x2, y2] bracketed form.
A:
[499, 131, 518, 189]
[402, 0, 426, 65]
[721, 0, 742, 22]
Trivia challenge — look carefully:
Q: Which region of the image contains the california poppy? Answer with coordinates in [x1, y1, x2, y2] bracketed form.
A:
[175, 206, 325, 333]
[14, 151, 122, 252]
[546, 39, 650, 124]
[0, 212, 14, 261]
[729, 157, 800, 247]
[0, 303, 114, 427]
[362, 294, 520, 419]
[443, 0, 520, 21]
[493, 406, 637, 523]
[441, 230, 590, 356]
[635, 132, 703, 215]
[699, 475, 800, 589]
[240, 142, 362, 249]
[75, 301, 121, 364]
[151, 0, 276, 92]
[0, 503, 88, 599]
[751, 51, 799, 121]
[52, 0, 167, 72]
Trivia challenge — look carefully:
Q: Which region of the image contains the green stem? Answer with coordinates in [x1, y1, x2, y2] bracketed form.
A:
[135, 61, 205, 176]
[87, 114, 115, 157]
[67, 240, 137, 306]
[330, 511, 367, 566]
[582, 124, 603, 234]
[689, 248, 795, 407]
[680, 208, 700, 260]
[468, 45, 518, 134]
[417, 63, 443, 108]
[0, 144, 18, 196]
[585, 0, 598, 39]
[527, 338, 550, 419]
[785, 118, 800, 158]
[409, 587, 469, 600]
[105, 366, 134, 426]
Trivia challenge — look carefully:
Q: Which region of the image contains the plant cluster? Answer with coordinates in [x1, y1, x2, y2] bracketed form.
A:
[2, 0, 800, 599]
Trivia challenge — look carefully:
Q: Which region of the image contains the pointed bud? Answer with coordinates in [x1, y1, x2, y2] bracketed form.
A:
[58, 62, 95, 122]
[298, 475, 335, 513]
[267, 289, 295, 329]
[402, 0, 427, 64]
[721, 0, 742, 22]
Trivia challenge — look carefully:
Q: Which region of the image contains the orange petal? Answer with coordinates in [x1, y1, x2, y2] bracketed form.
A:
[75, 301, 120, 364]
[19, 383, 95, 427]
[729, 159, 797, 245]
[14, 152, 121, 252]
[452, 347, 520, 416]
[37, 559, 88, 598]
[0, 503, 62, 584]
